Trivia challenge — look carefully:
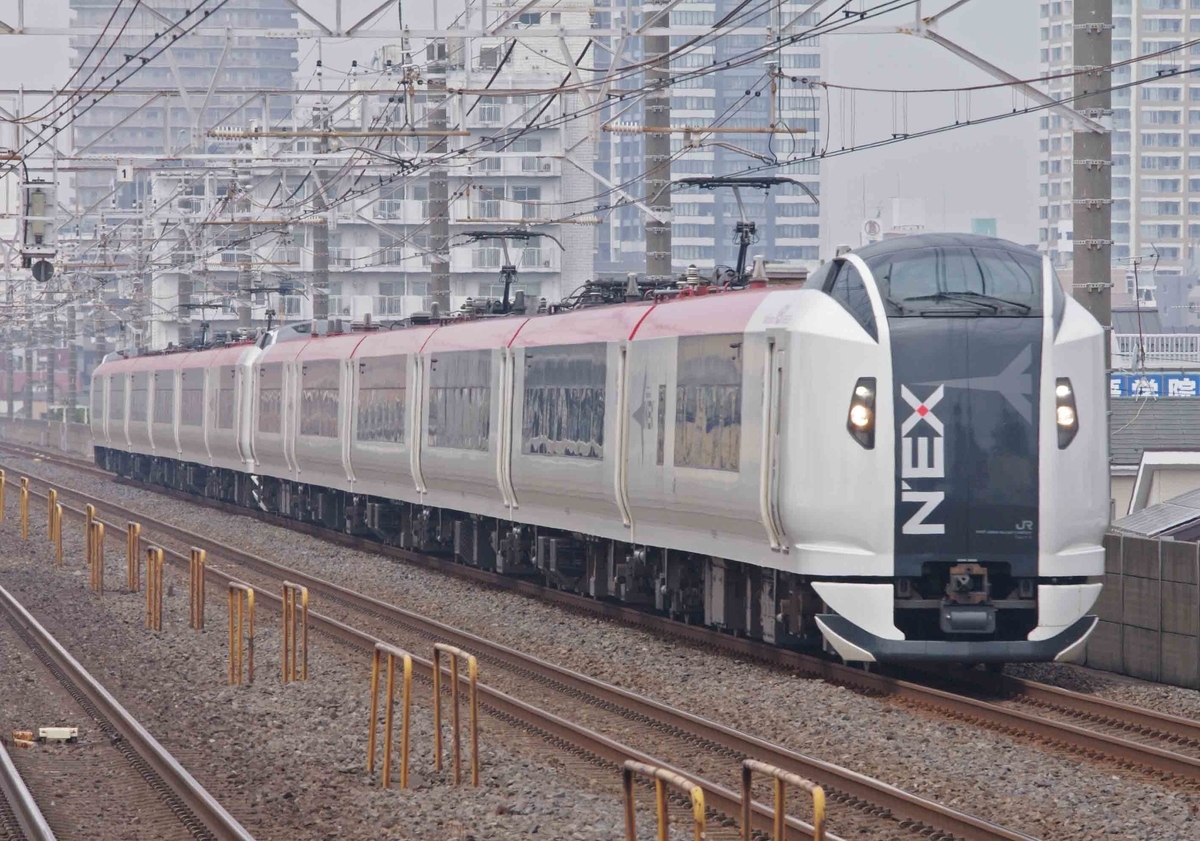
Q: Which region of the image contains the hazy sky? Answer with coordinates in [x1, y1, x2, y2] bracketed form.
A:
[0, 0, 1041, 251]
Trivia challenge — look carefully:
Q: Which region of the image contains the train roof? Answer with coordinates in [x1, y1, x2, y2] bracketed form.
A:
[852, 233, 1040, 262]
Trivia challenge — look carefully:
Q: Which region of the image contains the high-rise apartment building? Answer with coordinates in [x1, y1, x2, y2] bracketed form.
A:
[68, 1, 298, 219]
[1038, 0, 1198, 303]
[600, 1, 824, 277]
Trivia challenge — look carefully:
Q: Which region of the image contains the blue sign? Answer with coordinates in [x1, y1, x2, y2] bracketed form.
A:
[1111, 373, 1200, 397]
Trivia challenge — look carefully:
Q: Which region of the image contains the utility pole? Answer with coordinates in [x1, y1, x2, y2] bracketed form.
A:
[23, 347, 33, 420]
[643, 0, 672, 284]
[1072, 0, 1112, 337]
[3, 335, 11, 421]
[45, 313, 56, 412]
[66, 303, 77, 418]
[311, 105, 331, 325]
[428, 45, 451, 316]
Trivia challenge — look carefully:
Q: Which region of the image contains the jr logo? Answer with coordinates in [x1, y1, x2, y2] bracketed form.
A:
[900, 385, 945, 536]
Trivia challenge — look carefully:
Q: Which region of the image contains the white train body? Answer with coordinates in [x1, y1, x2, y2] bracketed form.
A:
[91, 234, 1109, 662]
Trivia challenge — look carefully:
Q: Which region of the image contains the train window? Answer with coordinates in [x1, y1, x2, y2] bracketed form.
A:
[130, 374, 148, 422]
[866, 246, 1043, 316]
[92, 379, 104, 422]
[108, 376, 125, 422]
[258, 364, 283, 434]
[804, 260, 834, 289]
[826, 261, 878, 341]
[153, 374, 174, 425]
[427, 350, 491, 451]
[675, 333, 742, 472]
[180, 369, 203, 427]
[522, 343, 606, 459]
[216, 367, 236, 430]
[300, 360, 340, 438]
[357, 355, 406, 444]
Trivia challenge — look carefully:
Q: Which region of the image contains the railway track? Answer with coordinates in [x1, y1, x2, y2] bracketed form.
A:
[0, 582, 254, 841]
[0, 736, 54, 841]
[0, 449, 1035, 841]
[36, 446, 1200, 787]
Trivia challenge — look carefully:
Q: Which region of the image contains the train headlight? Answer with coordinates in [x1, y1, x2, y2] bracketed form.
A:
[846, 377, 876, 449]
[1055, 377, 1078, 449]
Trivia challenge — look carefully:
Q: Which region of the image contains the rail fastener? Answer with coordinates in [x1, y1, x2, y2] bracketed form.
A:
[432, 642, 480, 787]
[622, 760, 706, 841]
[228, 583, 255, 685]
[145, 546, 164, 631]
[190, 549, 206, 630]
[127, 522, 142, 591]
[742, 759, 826, 841]
[281, 581, 307, 683]
[368, 642, 413, 789]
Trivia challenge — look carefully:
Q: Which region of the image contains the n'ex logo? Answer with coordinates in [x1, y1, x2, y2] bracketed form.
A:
[900, 385, 945, 536]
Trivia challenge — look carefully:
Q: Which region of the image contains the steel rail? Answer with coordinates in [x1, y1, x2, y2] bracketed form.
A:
[0, 737, 55, 841]
[0, 584, 256, 841]
[19, 470, 1034, 841]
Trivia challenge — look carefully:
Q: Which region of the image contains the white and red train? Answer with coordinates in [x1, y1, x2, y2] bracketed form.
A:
[89, 234, 1109, 663]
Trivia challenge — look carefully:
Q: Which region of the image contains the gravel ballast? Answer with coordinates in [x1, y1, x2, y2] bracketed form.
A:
[6, 455, 1200, 840]
[0, 488, 639, 841]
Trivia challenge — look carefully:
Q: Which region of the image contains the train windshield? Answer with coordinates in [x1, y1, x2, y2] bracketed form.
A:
[866, 246, 1044, 317]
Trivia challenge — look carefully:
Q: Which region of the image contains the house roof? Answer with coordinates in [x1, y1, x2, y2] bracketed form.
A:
[1111, 397, 1200, 466]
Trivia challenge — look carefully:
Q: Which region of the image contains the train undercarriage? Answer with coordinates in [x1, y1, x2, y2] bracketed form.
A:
[95, 446, 826, 648]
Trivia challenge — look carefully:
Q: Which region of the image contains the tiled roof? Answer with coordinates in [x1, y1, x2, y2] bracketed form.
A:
[1110, 397, 1200, 466]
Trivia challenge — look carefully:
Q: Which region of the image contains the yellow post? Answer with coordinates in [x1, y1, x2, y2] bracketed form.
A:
[53, 503, 62, 567]
[84, 504, 95, 566]
[126, 523, 142, 591]
[228, 583, 255, 685]
[740, 760, 826, 841]
[0, 468, 6, 521]
[19, 477, 29, 540]
[368, 643, 413, 789]
[145, 547, 164, 631]
[190, 549, 206, 630]
[622, 761, 706, 841]
[89, 522, 105, 593]
[46, 489, 57, 541]
[281, 582, 308, 683]
[432, 643, 480, 786]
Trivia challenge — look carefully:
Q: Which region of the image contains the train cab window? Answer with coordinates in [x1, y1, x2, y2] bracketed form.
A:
[866, 246, 1043, 317]
[824, 260, 878, 341]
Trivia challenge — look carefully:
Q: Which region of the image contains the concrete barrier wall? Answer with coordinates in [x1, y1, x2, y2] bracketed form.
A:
[0, 419, 94, 461]
[1086, 534, 1200, 689]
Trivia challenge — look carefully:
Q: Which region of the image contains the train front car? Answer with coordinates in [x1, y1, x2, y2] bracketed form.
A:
[805, 234, 1108, 664]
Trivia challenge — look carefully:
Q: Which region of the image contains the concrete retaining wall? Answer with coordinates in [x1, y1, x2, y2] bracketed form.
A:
[1086, 533, 1200, 688]
[0, 419, 94, 461]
